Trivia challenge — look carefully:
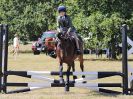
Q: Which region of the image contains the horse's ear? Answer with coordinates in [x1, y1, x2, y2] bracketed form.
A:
[57, 33, 62, 39]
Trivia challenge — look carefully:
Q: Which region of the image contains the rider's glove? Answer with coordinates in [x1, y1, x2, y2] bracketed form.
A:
[67, 27, 71, 35]
[57, 28, 63, 33]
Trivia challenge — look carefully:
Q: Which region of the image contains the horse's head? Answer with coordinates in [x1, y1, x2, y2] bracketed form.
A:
[57, 32, 70, 42]
[57, 32, 72, 49]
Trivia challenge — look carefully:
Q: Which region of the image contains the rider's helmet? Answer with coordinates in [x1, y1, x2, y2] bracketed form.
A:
[58, 6, 66, 13]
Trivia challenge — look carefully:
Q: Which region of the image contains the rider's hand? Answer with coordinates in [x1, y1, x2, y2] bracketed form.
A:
[58, 30, 61, 33]
[57, 28, 62, 33]
[66, 27, 71, 35]
[66, 32, 69, 35]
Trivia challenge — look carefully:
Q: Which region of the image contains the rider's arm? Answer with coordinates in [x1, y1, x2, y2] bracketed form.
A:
[67, 16, 73, 33]
[57, 16, 61, 33]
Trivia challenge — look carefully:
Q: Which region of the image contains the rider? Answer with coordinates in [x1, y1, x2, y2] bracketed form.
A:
[56, 5, 81, 55]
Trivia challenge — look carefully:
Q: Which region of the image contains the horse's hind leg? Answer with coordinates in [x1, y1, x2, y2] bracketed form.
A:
[79, 55, 85, 78]
[59, 62, 64, 83]
[71, 61, 77, 80]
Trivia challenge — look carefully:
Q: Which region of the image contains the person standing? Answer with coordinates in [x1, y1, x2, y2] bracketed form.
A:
[13, 34, 20, 57]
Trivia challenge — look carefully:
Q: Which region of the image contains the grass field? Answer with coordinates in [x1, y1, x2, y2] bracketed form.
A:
[1, 44, 133, 99]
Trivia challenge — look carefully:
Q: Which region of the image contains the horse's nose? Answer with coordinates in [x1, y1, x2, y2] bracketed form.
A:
[64, 38, 67, 41]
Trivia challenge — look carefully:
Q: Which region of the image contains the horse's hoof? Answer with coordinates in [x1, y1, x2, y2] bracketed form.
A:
[65, 86, 69, 91]
[82, 75, 85, 78]
[73, 76, 77, 80]
[60, 78, 64, 83]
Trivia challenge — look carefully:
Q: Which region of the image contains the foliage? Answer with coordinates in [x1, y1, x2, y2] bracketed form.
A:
[0, 0, 133, 51]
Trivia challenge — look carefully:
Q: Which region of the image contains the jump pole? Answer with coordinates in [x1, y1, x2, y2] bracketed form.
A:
[122, 24, 128, 94]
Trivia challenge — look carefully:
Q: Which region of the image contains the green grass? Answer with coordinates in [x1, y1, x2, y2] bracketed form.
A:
[1, 44, 133, 99]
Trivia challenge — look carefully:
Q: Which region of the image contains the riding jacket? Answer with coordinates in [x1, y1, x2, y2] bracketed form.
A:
[57, 15, 76, 33]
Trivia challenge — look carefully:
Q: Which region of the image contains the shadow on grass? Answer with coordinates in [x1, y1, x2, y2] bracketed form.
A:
[82, 58, 133, 62]
[9, 50, 32, 54]
[86, 90, 121, 97]
[84, 58, 119, 61]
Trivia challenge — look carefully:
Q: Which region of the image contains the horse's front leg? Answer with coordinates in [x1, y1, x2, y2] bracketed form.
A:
[65, 64, 71, 91]
[59, 61, 64, 83]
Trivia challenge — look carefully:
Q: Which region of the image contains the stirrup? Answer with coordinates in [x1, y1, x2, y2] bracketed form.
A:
[76, 49, 81, 55]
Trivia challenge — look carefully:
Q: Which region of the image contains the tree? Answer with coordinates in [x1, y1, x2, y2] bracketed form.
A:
[0, 0, 56, 41]
[0, 0, 133, 59]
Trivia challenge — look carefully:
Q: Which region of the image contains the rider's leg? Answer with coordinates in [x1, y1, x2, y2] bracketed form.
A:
[73, 33, 81, 55]
[75, 37, 79, 49]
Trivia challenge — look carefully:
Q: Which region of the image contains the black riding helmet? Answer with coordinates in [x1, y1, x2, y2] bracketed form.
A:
[58, 6, 66, 13]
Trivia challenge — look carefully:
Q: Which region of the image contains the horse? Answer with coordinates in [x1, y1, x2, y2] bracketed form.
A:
[56, 32, 84, 83]
[116, 45, 122, 59]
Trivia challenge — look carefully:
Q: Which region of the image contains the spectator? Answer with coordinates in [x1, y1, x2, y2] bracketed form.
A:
[13, 34, 20, 57]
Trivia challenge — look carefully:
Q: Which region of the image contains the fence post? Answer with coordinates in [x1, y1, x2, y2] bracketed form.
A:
[3, 25, 8, 93]
[122, 24, 128, 94]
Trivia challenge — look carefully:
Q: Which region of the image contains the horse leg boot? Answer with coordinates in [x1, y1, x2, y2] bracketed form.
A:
[59, 62, 64, 83]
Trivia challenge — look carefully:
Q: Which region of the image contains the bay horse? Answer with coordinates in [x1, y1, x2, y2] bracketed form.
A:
[56, 32, 84, 83]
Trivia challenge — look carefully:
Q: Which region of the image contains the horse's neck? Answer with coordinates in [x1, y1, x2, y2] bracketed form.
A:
[61, 41, 76, 57]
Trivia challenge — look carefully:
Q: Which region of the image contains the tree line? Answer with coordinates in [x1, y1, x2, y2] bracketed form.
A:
[0, 0, 133, 59]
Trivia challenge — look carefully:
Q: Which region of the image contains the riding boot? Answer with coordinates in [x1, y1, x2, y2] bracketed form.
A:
[76, 49, 81, 55]
[75, 38, 81, 55]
